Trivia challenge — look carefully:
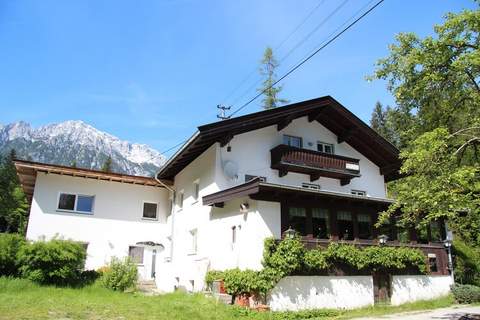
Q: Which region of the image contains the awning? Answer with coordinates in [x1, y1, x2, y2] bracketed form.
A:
[202, 178, 393, 208]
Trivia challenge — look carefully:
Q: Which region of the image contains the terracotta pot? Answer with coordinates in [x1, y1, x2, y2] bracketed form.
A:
[219, 280, 226, 294]
[234, 293, 251, 307]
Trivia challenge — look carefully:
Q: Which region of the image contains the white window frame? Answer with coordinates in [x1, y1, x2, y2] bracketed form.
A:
[189, 229, 197, 255]
[192, 180, 200, 203]
[178, 190, 184, 211]
[128, 245, 144, 265]
[317, 141, 335, 154]
[56, 192, 95, 215]
[142, 201, 159, 220]
[283, 134, 303, 148]
[351, 190, 367, 196]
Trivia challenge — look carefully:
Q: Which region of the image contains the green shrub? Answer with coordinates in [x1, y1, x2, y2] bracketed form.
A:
[453, 240, 480, 286]
[101, 257, 137, 291]
[303, 249, 329, 271]
[0, 233, 26, 276]
[17, 238, 86, 285]
[205, 270, 225, 287]
[451, 284, 480, 304]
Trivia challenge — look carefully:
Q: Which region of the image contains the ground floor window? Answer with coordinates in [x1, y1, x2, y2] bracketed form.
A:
[357, 213, 372, 240]
[128, 246, 144, 264]
[312, 208, 330, 239]
[287, 207, 307, 235]
[337, 211, 354, 240]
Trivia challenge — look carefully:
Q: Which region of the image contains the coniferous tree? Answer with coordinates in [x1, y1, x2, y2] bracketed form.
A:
[370, 101, 399, 147]
[71, 160, 77, 168]
[0, 149, 29, 234]
[101, 156, 112, 173]
[258, 47, 289, 110]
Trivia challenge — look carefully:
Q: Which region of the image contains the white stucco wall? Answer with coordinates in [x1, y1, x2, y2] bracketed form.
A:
[26, 172, 170, 279]
[390, 275, 453, 306]
[216, 116, 387, 198]
[268, 276, 374, 311]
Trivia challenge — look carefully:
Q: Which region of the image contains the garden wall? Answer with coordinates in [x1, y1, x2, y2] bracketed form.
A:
[267, 275, 374, 311]
[390, 275, 453, 306]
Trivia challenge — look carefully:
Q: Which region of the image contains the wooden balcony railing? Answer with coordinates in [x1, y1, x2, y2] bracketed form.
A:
[270, 144, 361, 185]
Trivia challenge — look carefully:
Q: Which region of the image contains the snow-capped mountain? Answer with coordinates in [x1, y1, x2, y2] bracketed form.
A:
[0, 120, 166, 176]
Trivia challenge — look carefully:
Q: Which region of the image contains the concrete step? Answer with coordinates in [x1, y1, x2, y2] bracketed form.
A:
[137, 280, 158, 294]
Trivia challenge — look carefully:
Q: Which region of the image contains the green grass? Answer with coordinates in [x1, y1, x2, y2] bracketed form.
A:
[0, 277, 457, 320]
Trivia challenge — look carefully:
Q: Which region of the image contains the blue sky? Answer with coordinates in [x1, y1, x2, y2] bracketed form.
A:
[0, 0, 475, 155]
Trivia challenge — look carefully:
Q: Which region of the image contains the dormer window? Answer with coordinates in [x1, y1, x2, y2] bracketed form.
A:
[317, 141, 334, 154]
[283, 135, 302, 148]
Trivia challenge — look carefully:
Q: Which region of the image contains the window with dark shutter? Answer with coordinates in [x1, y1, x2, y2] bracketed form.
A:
[143, 202, 158, 219]
[128, 246, 144, 264]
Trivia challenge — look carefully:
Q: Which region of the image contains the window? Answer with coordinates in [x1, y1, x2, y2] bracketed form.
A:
[143, 202, 158, 219]
[317, 141, 334, 154]
[351, 190, 366, 196]
[428, 254, 438, 272]
[283, 135, 302, 148]
[168, 192, 175, 216]
[302, 182, 321, 190]
[337, 211, 354, 240]
[189, 229, 197, 254]
[178, 191, 184, 210]
[245, 175, 266, 182]
[287, 207, 307, 236]
[358, 213, 372, 239]
[430, 221, 443, 242]
[193, 181, 200, 201]
[57, 193, 94, 214]
[232, 226, 237, 247]
[128, 246, 144, 264]
[312, 208, 330, 239]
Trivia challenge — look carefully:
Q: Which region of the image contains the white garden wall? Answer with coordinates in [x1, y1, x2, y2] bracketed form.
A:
[268, 276, 374, 311]
[390, 275, 453, 306]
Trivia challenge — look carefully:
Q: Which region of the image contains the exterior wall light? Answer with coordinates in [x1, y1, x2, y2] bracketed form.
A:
[378, 234, 389, 245]
[284, 226, 296, 239]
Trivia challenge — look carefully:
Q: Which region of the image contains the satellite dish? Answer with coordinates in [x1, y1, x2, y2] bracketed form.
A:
[223, 160, 239, 180]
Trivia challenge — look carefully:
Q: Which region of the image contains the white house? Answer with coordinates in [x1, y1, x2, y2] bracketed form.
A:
[15, 96, 452, 310]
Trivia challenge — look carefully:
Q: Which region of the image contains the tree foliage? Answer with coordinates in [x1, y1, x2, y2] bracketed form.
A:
[101, 156, 113, 173]
[258, 47, 289, 110]
[370, 6, 480, 247]
[0, 149, 29, 234]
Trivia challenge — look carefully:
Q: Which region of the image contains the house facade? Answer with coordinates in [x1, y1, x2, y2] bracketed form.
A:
[15, 96, 452, 309]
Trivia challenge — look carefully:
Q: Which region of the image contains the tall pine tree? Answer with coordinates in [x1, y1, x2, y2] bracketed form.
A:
[0, 149, 29, 234]
[258, 47, 289, 110]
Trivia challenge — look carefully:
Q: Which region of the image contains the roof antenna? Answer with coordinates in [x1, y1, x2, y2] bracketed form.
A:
[217, 104, 231, 120]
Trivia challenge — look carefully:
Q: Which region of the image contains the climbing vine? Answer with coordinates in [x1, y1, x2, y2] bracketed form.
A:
[206, 236, 427, 296]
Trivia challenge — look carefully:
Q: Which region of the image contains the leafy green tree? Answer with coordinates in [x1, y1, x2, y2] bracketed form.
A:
[370, 7, 480, 142]
[371, 6, 480, 233]
[0, 149, 29, 234]
[258, 47, 289, 109]
[101, 156, 112, 173]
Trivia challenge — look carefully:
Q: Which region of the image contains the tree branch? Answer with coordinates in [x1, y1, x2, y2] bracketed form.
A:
[464, 68, 480, 94]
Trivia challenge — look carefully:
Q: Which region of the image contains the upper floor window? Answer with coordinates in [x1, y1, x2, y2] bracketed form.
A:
[57, 193, 94, 214]
[283, 135, 302, 148]
[128, 246, 144, 264]
[178, 191, 184, 210]
[245, 175, 266, 182]
[189, 229, 198, 254]
[351, 190, 366, 196]
[193, 181, 200, 201]
[142, 202, 158, 220]
[317, 141, 334, 154]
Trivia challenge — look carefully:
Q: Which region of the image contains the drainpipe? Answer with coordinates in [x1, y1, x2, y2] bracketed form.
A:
[154, 173, 176, 263]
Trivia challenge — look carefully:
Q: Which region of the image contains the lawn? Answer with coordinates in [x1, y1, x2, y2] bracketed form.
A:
[0, 277, 457, 320]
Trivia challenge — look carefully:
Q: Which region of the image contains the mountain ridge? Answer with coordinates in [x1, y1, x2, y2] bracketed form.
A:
[0, 120, 166, 176]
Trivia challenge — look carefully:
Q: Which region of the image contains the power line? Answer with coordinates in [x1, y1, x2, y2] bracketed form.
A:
[220, 0, 327, 105]
[229, 0, 385, 118]
[160, 140, 188, 155]
[227, 0, 350, 108]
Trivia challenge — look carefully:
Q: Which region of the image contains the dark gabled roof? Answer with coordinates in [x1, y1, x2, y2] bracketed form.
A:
[202, 178, 394, 207]
[14, 159, 169, 204]
[157, 96, 401, 181]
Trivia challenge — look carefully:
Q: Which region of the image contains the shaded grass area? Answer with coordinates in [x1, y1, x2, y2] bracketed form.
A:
[0, 277, 456, 320]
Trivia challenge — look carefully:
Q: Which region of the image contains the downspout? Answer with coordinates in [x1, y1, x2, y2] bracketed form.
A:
[154, 173, 176, 262]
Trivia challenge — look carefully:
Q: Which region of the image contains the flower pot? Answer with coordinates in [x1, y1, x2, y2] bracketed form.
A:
[234, 293, 250, 307]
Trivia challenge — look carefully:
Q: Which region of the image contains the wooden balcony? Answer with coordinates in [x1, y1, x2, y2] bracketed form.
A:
[270, 144, 361, 185]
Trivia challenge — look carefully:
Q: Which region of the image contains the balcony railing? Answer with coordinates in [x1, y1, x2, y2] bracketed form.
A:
[270, 144, 361, 185]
